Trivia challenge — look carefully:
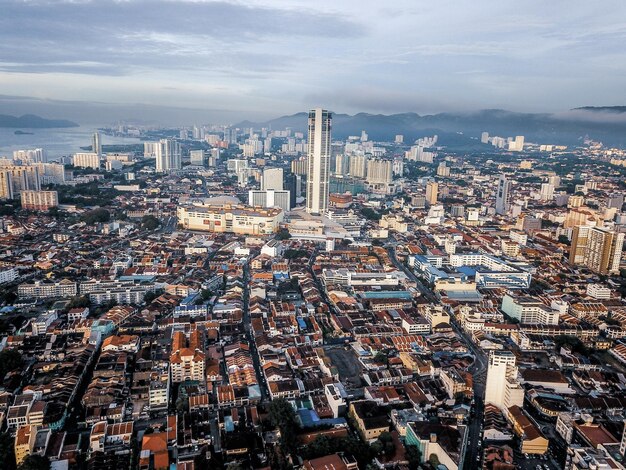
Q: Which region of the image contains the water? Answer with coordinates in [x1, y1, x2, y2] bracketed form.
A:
[0, 126, 141, 159]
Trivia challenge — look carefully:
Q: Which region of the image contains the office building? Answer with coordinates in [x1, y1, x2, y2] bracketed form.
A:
[155, 139, 182, 172]
[495, 175, 511, 215]
[485, 351, 524, 411]
[284, 173, 300, 209]
[73, 152, 101, 170]
[426, 181, 438, 207]
[366, 159, 392, 184]
[189, 150, 205, 166]
[261, 167, 284, 190]
[306, 108, 332, 215]
[569, 226, 624, 275]
[20, 190, 58, 211]
[92, 132, 102, 156]
[249, 189, 291, 212]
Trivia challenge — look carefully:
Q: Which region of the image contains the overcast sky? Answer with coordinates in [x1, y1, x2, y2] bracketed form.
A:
[1, 0, 626, 124]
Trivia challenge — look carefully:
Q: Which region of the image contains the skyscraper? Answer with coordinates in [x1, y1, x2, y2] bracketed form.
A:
[306, 108, 331, 215]
[366, 159, 392, 184]
[426, 181, 438, 207]
[485, 350, 524, 411]
[189, 150, 205, 166]
[155, 139, 182, 173]
[481, 132, 489, 144]
[92, 132, 102, 156]
[349, 154, 367, 178]
[570, 226, 624, 275]
[261, 168, 284, 191]
[495, 175, 511, 215]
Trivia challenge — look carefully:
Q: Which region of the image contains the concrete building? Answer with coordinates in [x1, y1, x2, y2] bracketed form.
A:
[426, 181, 438, 207]
[496, 175, 511, 215]
[155, 139, 182, 172]
[570, 226, 624, 274]
[20, 190, 58, 211]
[73, 152, 101, 169]
[306, 108, 331, 215]
[366, 158, 392, 184]
[248, 189, 291, 212]
[485, 351, 524, 411]
[501, 294, 559, 325]
[261, 167, 284, 190]
[177, 203, 283, 235]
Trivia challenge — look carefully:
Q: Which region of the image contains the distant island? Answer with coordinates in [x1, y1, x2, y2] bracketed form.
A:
[14, 130, 34, 135]
[0, 113, 78, 128]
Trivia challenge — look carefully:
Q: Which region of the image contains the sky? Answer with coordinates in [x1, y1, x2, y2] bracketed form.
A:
[1, 0, 626, 125]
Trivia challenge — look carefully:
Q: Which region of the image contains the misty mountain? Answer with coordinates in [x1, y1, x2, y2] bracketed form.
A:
[0, 113, 79, 128]
[237, 108, 626, 148]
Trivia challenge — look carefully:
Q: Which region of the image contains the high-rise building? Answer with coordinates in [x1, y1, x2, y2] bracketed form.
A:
[607, 193, 624, 210]
[73, 152, 101, 170]
[144, 142, 159, 158]
[306, 108, 332, 215]
[155, 139, 182, 172]
[13, 148, 45, 163]
[20, 190, 58, 211]
[570, 226, 624, 275]
[248, 189, 291, 212]
[366, 159, 392, 184]
[437, 162, 450, 177]
[334, 154, 349, 176]
[395, 135, 404, 144]
[92, 132, 102, 156]
[285, 173, 301, 209]
[495, 175, 511, 215]
[485, 351, 524, 411]
[0, 171, 13, 200]
[349, 154, 367, 178]
[426, 181, 438, 207]
[508, 135, 524, 152]
[0, 166, 41, 198]
[481, 132, 489, 144]
[189, 150, 205, 166]
[261, 168, 284, 191]
[540, 183, 554, 201]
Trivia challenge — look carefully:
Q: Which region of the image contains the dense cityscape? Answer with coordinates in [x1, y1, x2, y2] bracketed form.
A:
[0, 106, 624, 470]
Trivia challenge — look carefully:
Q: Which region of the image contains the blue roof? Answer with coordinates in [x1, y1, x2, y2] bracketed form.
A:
[361, 291, 412, 299]
[297, 318, 307, 329]
[297, 409, 347, 428]
[224, 415, 235, 432]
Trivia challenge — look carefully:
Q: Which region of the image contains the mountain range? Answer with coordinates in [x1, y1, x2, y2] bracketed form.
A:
[236, 107, 626, 148]
[0, 113, 78, 128]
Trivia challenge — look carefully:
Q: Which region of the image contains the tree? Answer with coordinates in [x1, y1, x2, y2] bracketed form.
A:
[0, 432, 16, 470]
[377, 431, 395, 455]
[429, 453, 440, 468]
[80, 208, 110, 224]
[0, 349, 23, 384]
[405, 444, 422, 470]
[142, 215, 160, 231]
[68, 295, 90, 309]
[275, 228, 291, 240]
[17, 455, 50, 470]
[557, 235, 570, 245]
[268, 398, 300, 455]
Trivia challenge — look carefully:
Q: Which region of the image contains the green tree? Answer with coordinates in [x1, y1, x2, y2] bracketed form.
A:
[275, 228, 291, 240]
[377, 431, 395, 455]
[17, 454, 50, 470]
[0, 349, 23, 384]
[429, 453, 440, 468]
[268, 398, 300, 455]
[81, 208, 110, 224]
[141, 215, 160, 231]
[0, 432, 16, 470]
[405, 444, 422, 470]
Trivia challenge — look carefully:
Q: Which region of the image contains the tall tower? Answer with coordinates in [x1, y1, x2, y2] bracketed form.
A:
[485, 350, 524, 410]
[426, 181, 438, 207]
[306, 108, 331, 215]
[155, 139, 181, 173]
[495, 175, 511, 215]
[262, 168, 284, 191]
[92, 132, 102, 156]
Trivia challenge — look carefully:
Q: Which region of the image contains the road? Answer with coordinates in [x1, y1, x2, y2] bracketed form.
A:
[386, 238, 488, 470]
[242, 260, 270, 401]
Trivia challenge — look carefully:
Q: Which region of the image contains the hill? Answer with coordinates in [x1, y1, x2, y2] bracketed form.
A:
[0, 113, 79, 128]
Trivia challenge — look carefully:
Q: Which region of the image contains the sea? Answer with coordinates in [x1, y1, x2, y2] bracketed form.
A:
[0, 126, 141, 160]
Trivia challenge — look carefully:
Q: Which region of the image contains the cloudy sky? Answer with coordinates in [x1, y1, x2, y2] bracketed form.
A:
[1, 0, 626, 124]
